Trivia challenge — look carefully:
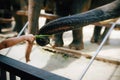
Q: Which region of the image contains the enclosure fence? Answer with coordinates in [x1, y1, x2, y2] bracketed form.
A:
[0, 54, 69, 80]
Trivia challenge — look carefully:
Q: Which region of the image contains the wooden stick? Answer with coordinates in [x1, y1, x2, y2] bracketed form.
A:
[43, 46, 120, 65]
[0, 18, 13, 23]
[16, 10, 59, 20]
[16, 10, 120, 28]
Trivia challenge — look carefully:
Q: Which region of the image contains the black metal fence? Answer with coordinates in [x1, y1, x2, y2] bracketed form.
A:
[0, 54, 69, 80]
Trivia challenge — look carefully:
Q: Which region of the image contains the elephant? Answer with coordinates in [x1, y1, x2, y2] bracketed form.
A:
[28, 0, 90, 50]
[0, 0, 13, 33]
[0, 0, 28, 33]
[28, 0, 116, 50]
[36, 0, 120, 46]
[89, 0, 115, 44]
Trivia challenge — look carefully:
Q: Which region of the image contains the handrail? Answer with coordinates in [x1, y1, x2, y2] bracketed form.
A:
[0, 54, 69, 80]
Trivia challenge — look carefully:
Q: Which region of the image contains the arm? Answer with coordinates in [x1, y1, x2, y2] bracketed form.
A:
[0, 34, 35, 50]
[25, 35, 35, 62]
[0, 34, 35, 62]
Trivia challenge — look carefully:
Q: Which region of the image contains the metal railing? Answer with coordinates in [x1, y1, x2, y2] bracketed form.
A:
[0, 54, 69, 80]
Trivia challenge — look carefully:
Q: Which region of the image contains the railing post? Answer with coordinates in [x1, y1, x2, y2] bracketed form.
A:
[0, 69, 7, 80]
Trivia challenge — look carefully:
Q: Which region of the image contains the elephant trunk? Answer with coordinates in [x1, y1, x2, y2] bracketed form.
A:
[38, 0, 120, 35]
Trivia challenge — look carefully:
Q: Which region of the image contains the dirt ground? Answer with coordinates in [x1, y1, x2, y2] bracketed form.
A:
[0, 17, 120, 80]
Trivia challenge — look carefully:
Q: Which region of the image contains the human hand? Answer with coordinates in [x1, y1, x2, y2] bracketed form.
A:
[23, 34, 35, 44]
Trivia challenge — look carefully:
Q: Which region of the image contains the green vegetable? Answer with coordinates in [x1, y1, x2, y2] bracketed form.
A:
[35, 35, 51, 39]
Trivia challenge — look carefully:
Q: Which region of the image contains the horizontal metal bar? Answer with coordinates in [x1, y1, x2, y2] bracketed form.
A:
[0, 54, 69, 80]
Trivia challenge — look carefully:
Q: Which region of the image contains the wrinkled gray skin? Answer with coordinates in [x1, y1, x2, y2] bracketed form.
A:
[29, 0, 116, 50]
[38, 0, 120, 45]
[28, 0, 91, 50]
[89, 0, 115, 44]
